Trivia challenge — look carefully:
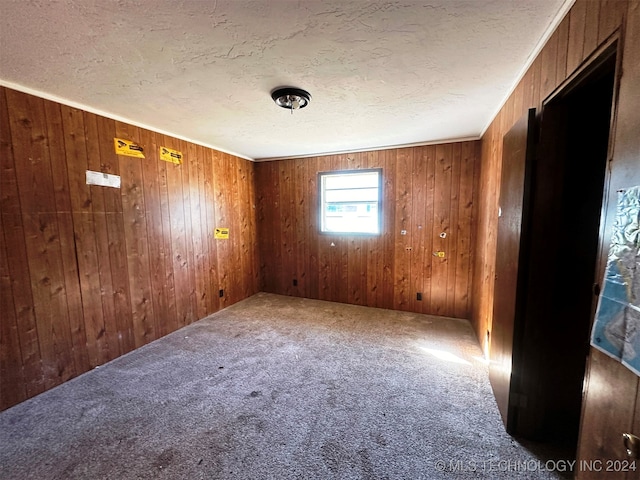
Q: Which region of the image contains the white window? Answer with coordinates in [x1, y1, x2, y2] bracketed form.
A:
[319, 169, 382, 235]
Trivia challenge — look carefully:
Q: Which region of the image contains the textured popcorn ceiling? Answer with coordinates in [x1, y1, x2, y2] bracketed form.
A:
[0, 0, 572, 160]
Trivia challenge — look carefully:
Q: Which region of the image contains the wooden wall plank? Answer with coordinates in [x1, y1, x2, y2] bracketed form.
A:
[306, 157, 320, 300]
[555, 15, 570, 85]
[294, 158, 307, 297]
[139, 129, 171, 340]
[235, 154, 252, 300]
[163, 136, 191, 327]
[56, 210, 91, 372]
[268, 160, 281, 295]
[230, 154, 243, 299]
[203, 148, 219, 313]
[422, 146, 436, 313]
[0, 89, 21, 216]
[567, 0, 588, 75]
[317, 159, 331, 301]
[71, 210, 110, 367]
[598, 0, 627, 43]
[431, 143, 453, 315]
[445, 143, 461, 317]
[541, 28, 560, 100]
[410, 148, 427, 313]
[189, 144, 209, 318]
[381, 150, 396, 310]
[178, 139, 197, 322]
[455, 142, 476, 318]
[212, 151, 230, 307]
[511, 83, 524, 130]
[247, 155, 259, 296]
[394, 148, 412, 311]
[42, 101, 72, 215]
[254, 161, 269, 292]
[279, 159, 295, 296]
[155, 136, 179, 335]
[24, 212, 77, 386]
[364, 151, 380, 307]
[583, 0, 601, 59]
[3, 213, 42, 398]
[0, 89, 29, 409]
[93, 115, 134, 354]
[0, 212, 27, 408]
[328, 156, 342, 304]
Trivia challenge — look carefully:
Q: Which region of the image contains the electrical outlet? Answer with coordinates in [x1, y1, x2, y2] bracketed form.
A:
[219, 289, 224, 298]
[293, 279, 298, 286]
[416, 292, 422, 301]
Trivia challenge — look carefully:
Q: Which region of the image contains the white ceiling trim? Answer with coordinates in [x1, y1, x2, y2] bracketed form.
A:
[254, 135, 481, 162]
[480, 0, 576, 138]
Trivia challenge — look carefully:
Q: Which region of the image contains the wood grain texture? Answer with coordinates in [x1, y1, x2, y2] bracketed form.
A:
[471, 0, 636, 473]
[472, 0, 631, 355]
[489, 109, 536, 430]
[255, 141, 480, 318]
[576, 1, 639, 476]
[0, 87, 258, 411]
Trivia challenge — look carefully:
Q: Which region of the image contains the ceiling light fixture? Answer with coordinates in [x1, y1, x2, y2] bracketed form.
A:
[271, 87, 312, 113]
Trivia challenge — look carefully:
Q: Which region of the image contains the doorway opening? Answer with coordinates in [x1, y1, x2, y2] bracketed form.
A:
[512, 44, 618, 457]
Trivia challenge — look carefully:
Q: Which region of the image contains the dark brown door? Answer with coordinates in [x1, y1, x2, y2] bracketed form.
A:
[491, 41, 620, 455]
[489, 109, 536, 432]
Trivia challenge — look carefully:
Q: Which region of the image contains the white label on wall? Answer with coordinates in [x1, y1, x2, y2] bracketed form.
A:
[86, 170, 121, 188]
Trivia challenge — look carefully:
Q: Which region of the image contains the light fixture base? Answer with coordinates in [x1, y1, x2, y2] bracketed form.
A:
[271, 87, 312, 110]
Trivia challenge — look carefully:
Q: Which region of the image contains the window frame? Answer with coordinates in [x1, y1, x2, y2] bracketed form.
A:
[318, 168, 383, 236]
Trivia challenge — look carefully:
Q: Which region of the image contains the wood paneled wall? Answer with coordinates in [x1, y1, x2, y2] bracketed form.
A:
[0, 87, 259, 411]
[471, 0, 630, 348]
[255, 143, 480, 318]
[472, 0, 639, 476]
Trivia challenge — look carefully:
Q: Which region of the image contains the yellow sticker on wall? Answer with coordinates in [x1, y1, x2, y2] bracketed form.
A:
[433, 251, 446, 258]
[114, 138, 145, 158]
[215, 228, 229, 239]
[159, 146, 183, 165]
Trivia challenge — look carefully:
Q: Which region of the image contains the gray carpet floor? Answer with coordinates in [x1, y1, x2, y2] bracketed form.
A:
[0, 293, 564, 479]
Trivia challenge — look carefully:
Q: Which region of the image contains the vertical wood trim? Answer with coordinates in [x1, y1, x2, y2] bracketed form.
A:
[307, 157, 320, 299]
[115, 122, 155, 348]
[445, 143, 461, 316]
[555, 16, 571, 84]
[583, 0, 602, 57]
[567, 0, 588, 75]
[423, 145, 436, 313]
[394, 148, 412, 311]
[139, 129, 169, 340]
[203, 148, 219, 312]
[0, 211, 27, 407]
[179, 139, 197, 321]
[411, 147, 427, 313]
